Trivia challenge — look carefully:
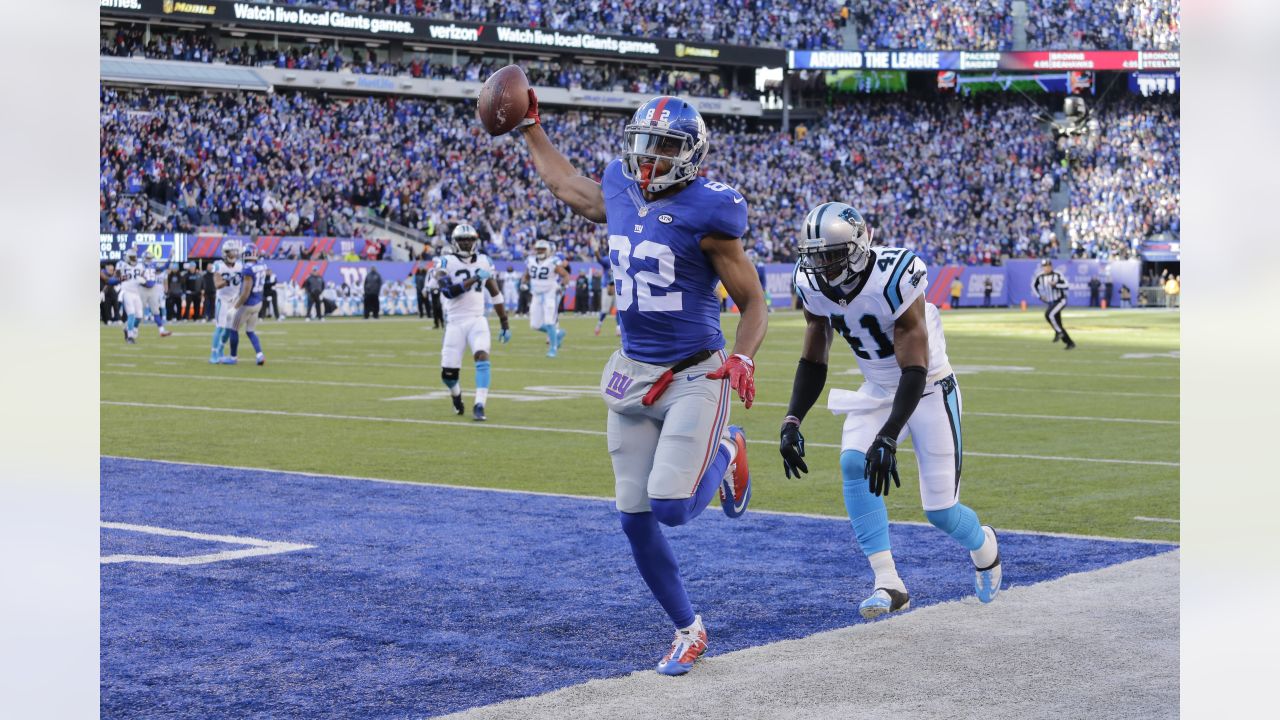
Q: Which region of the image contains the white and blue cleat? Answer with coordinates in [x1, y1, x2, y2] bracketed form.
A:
[220, 356, 238, 365]
[209, 351, 221, 364]
[719, 425, 751, 518]
[858, 587, 911, 620]
[973, 525, 1002, 603]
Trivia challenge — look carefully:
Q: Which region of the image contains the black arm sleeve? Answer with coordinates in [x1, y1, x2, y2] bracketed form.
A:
[878, 366, 928, 439]
[786, 358, 828, 423]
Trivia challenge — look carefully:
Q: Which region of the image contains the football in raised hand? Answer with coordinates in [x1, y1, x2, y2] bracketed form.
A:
[476, 65, 531, 137]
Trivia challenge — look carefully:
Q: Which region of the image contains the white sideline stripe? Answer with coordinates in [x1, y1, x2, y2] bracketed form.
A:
[1134, 516, 1180, 524]
[99, 372, 1178, 426]
[100, 402, 1180, 470]
[100, 521, 314, 565]
[101, 456, 1178, 545]
[99, 352, 1181, 397]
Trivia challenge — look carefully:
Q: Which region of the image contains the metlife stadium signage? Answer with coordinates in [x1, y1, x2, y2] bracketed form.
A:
[789, 50, 1180, 72]
[100, 0, 781, 66]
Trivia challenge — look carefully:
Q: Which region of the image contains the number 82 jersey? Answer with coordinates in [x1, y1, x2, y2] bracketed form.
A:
[601, 158, 748, 365]
[794, 246, 953, 389]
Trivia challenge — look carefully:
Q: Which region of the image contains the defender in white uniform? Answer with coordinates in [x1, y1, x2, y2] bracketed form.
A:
[778, 202, 1002, 618]
[523, 239, 571, 357]
[117, 248, 146, 344]
[139, 247, 172, 338]
[437, 223, 511, 421]
[209, 240, 243, 364]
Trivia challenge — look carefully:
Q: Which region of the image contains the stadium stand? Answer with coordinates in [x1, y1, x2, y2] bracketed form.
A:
[1026, 0, 1181, 50]
[100, 80, 1176, 265]
[101, 24, 746, 98]
[222, 0, 1179, 50]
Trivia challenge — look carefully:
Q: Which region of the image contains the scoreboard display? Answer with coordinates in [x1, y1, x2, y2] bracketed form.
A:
[99, 233, 189, 263]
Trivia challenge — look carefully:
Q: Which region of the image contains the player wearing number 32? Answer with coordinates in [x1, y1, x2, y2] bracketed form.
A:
[779, 202, 1002, 620]
[513, 92, 767, 675]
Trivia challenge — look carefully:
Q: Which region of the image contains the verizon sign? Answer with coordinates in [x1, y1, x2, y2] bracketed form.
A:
[427, 24, 483, 42]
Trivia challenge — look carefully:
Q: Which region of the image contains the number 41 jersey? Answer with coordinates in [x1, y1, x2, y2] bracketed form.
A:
[601, 158, 748, 365]
[794, 246, 953, 389]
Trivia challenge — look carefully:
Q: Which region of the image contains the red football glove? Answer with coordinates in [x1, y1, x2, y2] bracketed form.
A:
[516, 88, 541, 131]
[707, 353, 755, 409]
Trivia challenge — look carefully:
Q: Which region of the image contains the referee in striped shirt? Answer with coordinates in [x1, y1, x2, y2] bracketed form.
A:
[1033, 260, 1076, 349]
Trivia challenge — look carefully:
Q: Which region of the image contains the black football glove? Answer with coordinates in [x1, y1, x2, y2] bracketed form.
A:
[865, 434, 901, 497]
[780, 421, 808, 479]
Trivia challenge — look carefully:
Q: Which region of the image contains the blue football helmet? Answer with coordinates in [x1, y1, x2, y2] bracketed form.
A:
[242, 244, 258, 263]
[623, 96, 709, 194]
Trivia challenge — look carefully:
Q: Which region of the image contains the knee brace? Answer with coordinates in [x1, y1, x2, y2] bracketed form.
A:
[441, 367, 460, 388]
[924, 503, 986, 551]
[840, 450, 891, 555]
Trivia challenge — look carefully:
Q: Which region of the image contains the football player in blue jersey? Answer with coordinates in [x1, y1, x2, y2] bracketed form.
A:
[779, 202, 1001, 619]
[515, 92, 768, 675]
[225, 244, 269, 366]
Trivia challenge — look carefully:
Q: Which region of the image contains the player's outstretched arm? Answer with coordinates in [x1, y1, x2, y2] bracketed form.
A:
[780, 310, 835, 478]
[516, 93, 606, 224]
[702, 232, 767, 408]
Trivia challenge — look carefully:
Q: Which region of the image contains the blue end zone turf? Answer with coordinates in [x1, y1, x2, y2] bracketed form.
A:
[101, 458, 1175, 718]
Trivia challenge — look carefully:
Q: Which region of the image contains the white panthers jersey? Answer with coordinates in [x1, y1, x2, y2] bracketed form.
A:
[794, 246, 953, 389]
[526, 254, 563, 294]
[117, 260, 146, 295]
[212, 259, 244, 302]
[437, 252, 495, 321]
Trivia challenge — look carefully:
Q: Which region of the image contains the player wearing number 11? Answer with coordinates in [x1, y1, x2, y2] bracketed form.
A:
[779, 202, 1002, 619]
[512, 92, 767, 675]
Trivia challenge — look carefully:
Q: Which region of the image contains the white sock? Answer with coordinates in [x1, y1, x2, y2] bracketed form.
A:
[720, 437, 738, 465]
[971, 528, 998, 569]
[869, 550, 906, 593]
[679, 615, 703, 634]
[449, 385, 462, 398]
[475, 388, 489, 405]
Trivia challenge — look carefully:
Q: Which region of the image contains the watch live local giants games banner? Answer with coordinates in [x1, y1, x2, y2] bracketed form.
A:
[99, 0, 781, 66]
[788, 50, 1179, 72]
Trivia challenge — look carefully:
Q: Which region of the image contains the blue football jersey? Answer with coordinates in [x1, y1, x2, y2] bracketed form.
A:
[241, 262, 268, 305]
[601, 159, 748, 364]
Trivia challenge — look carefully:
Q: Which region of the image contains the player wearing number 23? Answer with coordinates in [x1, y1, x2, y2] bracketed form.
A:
[513, 92, 767, 675]
[779, 202, 1002, 620]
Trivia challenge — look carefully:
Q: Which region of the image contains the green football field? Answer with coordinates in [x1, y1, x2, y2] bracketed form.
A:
[100, 307, 1180, 543]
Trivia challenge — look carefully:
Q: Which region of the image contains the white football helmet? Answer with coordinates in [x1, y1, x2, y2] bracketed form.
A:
[533, 239, 553, 260]
[797, 202, 873, 300]
[451, 223, 479, 258]
[124, 247, 138, 265]
[222, 239, 242, 264]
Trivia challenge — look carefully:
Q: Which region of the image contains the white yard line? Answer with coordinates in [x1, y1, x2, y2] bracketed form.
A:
[100, 402, 1179, 467]
[99, 372, 1178, 426]
[1134, 516, 1180, 524]
[100, 521, 314, 566]
[101, 455, 1178, 545]
[101, 353, 1182, 398]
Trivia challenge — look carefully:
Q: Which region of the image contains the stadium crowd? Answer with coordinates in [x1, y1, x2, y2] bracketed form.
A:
[1057, 95, 1179, 260]
[1026, 0, 1180, 51]
[193, 0, 1178, 50]
[851, 0, 1012, 51]
[102, 85, 1180, 264]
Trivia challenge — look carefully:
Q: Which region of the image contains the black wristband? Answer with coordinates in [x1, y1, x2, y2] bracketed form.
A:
[879, 365, 927, 440]
[786, 358, 828, 423]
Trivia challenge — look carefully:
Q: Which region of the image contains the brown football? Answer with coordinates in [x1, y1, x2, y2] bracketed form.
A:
[477, 65, 531, 136]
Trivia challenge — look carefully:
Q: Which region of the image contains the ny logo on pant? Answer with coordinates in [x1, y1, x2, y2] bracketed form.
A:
[605, 371, 634, 399]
